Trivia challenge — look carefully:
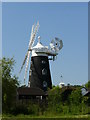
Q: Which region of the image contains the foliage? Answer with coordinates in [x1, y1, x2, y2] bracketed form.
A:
[11, 102, 43, 116]
[11, 104, 29, 115]
[69, 88, 82, 105]
[1, 57, 90, 116]
[1, 57, 19, 113]
[85, 81, 90, 89]
[47, 86, 89, 116]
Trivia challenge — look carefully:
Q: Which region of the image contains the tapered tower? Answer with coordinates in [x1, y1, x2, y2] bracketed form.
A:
[28, 36, 52, 91]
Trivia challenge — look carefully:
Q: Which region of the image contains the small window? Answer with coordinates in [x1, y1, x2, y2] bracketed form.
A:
[42, 68, 47, 75]
[43, 81, 47, 88]
[42, 60, 46, 64]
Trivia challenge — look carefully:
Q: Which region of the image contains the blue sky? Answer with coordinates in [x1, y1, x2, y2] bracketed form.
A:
[2, 2, 88, 86]
[88, 2, 90, 80]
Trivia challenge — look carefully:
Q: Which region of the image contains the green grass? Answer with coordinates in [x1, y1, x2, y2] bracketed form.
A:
[1, 114, 90, 120]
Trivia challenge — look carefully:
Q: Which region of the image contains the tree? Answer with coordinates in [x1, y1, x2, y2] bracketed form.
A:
[0, 57, 19, 113]
[85, 81, 90, 89]
[69, 88, 82, 105]
[47, 86, 63, 114]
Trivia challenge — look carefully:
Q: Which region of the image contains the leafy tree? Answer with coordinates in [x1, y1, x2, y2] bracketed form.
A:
[48, 86, 62, 105]
[0, 57, 19, 113]
[47, 86, 63, 115]
[69, 88, 82, 105]
[85, 81, 90, 89]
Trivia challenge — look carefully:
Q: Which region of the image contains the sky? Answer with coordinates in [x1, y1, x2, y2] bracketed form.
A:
[89, 2, 90, 82]
[2, 2, 88, 86]
[0, 2, 2, 60]
[1, 0, 90, 2]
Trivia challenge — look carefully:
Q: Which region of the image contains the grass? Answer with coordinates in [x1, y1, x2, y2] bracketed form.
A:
[1, 114, 90, 120]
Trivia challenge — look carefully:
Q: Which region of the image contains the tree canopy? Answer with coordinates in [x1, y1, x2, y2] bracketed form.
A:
[1, 57, 19, 113]
[85, 81, 90, 89]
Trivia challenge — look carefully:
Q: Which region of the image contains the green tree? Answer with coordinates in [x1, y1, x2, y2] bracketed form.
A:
[85, 81, 90, 89]
[69, 88, 82, 105]
[0, 57, 19, 113]
[47, 86, 63, 115]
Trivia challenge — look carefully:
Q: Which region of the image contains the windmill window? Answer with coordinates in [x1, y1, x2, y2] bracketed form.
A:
[42, 60, 46, 64]
[42, 68, 47, 75]
[43, 81, 47, 88]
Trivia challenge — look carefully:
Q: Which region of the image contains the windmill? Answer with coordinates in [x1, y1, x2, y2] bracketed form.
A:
[19, 21, 63, 91]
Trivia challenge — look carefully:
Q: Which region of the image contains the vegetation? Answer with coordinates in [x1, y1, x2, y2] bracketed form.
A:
[1, 57, 90, 119]
[1, 57, 19, 113]
[85, 80, 90, 89]
[46, 86, 90, 116]
[2, 114, 90, 120]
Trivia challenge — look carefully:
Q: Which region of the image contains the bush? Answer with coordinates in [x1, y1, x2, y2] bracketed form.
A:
[11, 104, 29, 115]
[11, 102, 41, 116]
[69, 88, 82, 105]
[27, 103, 40, 115]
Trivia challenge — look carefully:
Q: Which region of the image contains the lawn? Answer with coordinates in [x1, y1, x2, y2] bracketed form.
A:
[1, 114, 90, 120]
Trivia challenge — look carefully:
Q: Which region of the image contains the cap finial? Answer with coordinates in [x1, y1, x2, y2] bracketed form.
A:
[38, 36, 41, 43]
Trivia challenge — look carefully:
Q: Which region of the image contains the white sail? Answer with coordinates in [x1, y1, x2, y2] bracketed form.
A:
[24, 22, 39, 82]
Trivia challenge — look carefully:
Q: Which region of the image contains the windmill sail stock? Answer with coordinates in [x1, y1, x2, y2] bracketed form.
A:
[19, 21, 40, 83]
[19, 23, 35, 74]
